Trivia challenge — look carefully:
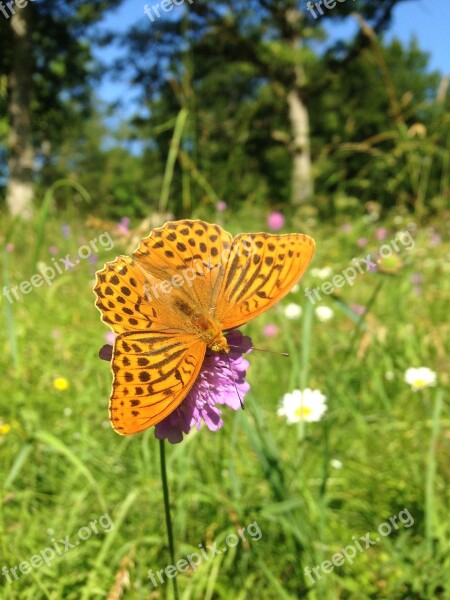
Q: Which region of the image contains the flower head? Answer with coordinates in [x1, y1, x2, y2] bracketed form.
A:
[61, 224, 71, 239]
[216, 200, 227, 212]
[155, 331, 252, 443]
[315, 306, 334, 322]
[104, 331, 116, 345]
[6, 243, 14, 253]
[117, 217, 130, 235]
[0, 421, 11, 436]
[267, 211, 285, 231]
[375, 228, 388, 241]
[377, 253, 403, 274]
[53, 377, 69, 391]
[430, 233, 441, 246]
[284, 303, 302, 319]
[351, 303, 366, 317]
[311, 267, 333, 280]
[404, 367, 437, 391]
[278, 389, 327, 424]
[263, 324, 279, 338]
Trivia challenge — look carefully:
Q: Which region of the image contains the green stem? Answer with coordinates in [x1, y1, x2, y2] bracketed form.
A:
[425, 390, 443, 554]
[159, 439, 179, 600]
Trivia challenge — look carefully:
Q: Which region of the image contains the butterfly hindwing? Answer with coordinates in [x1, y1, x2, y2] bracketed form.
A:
[109, 331, 206, 434]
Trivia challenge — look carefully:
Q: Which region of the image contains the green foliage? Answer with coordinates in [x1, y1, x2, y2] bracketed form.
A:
[0, 0, 124, 201]
[0, 208, 449, 598]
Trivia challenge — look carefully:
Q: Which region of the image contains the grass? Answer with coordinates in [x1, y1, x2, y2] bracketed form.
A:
[0, 206, 449, 599]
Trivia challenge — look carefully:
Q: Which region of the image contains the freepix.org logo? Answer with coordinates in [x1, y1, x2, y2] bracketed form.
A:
[3, 232, 114, 304]
[144, 0, 194, 23]
[148, 521, 262, 588]
[0, 0, 36, 21]
[1, 514, 114, 583]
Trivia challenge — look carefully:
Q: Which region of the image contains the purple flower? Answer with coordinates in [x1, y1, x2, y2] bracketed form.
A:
[61, 224, 71, 239]
[367, 255, 378, 272]
[430, 234, 441, 246]
[357, 237, 368, 248]
[104, 331, 116, 345]
[99, 344, 113, 361]
[216, 200, 227, 212]
[49, 246, 59, 255]
[411, 273, 423, 285]
[117, 217, 130, 235]
[88, 254, 98, 265]
[351, 303, 366, 317]
[267, 211, 285, 231]
[155, 330, 252, 444]
[375, 228, 387, 241]
[263, 324, 279, 338]
[341, 223, 352, 233]
[6, 243, 14, 253]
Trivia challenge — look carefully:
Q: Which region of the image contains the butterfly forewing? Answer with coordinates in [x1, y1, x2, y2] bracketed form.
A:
[110, 331, 206, 434]
[133, 220, 233, 317]
[95, 256, 169, 334]
[217, 233, 315, 330]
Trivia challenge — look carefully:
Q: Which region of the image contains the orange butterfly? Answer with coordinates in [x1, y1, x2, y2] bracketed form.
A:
[94, 219, 315, 435]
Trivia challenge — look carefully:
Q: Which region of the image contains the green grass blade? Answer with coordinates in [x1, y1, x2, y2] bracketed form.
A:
[34, 430, 107, 512]
[159, 108, 189, 213]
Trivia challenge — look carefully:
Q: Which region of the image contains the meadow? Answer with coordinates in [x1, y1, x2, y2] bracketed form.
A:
[1, 201, 449, 599]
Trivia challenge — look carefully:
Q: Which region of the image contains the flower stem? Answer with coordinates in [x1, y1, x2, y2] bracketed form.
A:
[159, 439, 179, 600]
[425, 390, 443, 554]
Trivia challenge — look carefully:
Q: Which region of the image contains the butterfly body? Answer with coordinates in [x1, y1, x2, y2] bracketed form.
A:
[172, 296, 229, 351]
[193, 315, 229, 352]
[94, 219, 315, 435]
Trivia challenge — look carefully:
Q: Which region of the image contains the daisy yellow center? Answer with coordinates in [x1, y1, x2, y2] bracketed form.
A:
[413, 379, 427, 389]
[295, 404, 312, 418]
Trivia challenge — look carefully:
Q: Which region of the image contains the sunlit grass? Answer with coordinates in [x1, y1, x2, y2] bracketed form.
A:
[0, 210, 449, 599]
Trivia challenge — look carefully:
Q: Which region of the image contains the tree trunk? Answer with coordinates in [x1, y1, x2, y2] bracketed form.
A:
[283, 8, 313, 205]
[287, 88, 313, 205]
[6, 8, 34, 220]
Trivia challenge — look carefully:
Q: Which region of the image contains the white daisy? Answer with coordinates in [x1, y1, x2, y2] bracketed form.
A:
[404, 367, 437, 391]
[277, 389, 327, 424]
[284, 303, 302, 319]
[315, 306, 334, 323]
[311, 267, 333, 280]
[330, 459, 343, 469]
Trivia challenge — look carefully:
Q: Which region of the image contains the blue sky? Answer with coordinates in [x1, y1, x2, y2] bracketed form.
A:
[94, 0, 450, 109]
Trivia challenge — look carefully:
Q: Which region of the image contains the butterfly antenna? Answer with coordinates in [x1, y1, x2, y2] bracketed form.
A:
[225, 353, 245, 410]
[228, 344, 289, 357]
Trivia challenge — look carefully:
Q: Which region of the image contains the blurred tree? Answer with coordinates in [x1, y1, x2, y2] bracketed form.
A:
[0, 0, 124, 218]
[117, 0, 411, 209]
[311, 33, 447, 212]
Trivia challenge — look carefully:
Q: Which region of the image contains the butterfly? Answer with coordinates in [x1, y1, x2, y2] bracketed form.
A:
[94, 219, 315, 435]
